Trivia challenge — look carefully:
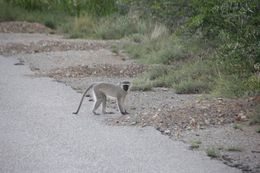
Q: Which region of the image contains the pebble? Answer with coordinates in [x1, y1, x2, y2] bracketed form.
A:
[164, 129, 171, 134]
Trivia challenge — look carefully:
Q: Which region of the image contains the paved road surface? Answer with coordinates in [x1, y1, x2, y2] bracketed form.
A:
[0, 56, 241, 173]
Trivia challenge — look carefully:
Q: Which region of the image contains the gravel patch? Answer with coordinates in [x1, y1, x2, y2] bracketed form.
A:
[0, 21, 52, 33]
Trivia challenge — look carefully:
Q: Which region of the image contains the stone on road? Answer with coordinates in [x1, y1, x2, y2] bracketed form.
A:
[0, 56, 240, 173]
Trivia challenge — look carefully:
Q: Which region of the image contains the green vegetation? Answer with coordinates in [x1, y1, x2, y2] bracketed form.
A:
[190, 140, 202, 149]
[206, 148, 220, 158]
[233, 123, 243, 130]
[0, 0, 259, 98]
[249, 105, 260, 125]
[226, 146, 242, 152]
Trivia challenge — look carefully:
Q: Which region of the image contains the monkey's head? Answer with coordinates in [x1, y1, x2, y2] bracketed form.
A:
[120, 81, 131, 92]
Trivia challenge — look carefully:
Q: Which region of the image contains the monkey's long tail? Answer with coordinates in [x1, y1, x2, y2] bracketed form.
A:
[73, 84, 94, 114]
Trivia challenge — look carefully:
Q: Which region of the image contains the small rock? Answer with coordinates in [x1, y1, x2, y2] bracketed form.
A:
[152, 114, 159, 120]
[130, 107, 136, 110]
[125, 116, 130, 120]
[31, 67, 40, 71]
[164, 129, 171, 134]
[186, 126, 192, 130]
[130, 122, 137, 125]
[141, 123, 147, 127]
[162, 88, 168, 91]
[217, 98, 223, 101]
[14, 62, 24, 65]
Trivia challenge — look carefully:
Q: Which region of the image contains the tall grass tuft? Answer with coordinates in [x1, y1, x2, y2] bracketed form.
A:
[94, 15, 152, 40]
[69, 14, 96, 38]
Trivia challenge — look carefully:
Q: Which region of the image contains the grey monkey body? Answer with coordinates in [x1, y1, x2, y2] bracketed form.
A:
[73, 81, 130, 115]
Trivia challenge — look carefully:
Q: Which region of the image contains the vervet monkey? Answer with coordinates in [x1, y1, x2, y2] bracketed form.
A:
[73, 81, 131, 115]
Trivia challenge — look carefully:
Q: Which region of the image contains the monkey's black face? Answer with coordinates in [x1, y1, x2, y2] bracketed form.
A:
[122, 84, 129, 92]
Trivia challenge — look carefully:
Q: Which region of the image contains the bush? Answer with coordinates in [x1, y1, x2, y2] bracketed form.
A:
[206, 148, 219, 158]
[44, 20, 56, 29]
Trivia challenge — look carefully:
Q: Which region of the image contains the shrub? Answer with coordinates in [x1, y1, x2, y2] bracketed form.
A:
[213, 76, 248, 98]
[206, 148, 219, 158]
[190, 140, 202, 149]
[44, 20, 56, 29]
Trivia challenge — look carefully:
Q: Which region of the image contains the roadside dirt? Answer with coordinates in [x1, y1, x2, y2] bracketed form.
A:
[1, 22, 259, 173]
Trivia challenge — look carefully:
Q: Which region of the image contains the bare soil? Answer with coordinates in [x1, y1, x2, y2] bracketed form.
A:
[1, 22, 259, 173]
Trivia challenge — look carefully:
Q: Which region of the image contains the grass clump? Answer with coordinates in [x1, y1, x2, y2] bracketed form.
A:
[249, 105, 260, 125]
[67, 14, 96, 38]
[206, 148, 220, 158]
[172, 60, 216, 94]
[94, 15, 150, 39]
[44, 20, 56, 29]
[190, 140, 202, 149]
[213, 75, 250, 98]
[131, 80, 153, 91]
[175, 80, 210, 94]
[226, 146, 242, 152]
[132, 65, 173, 91]
[233, 123, 243, 130]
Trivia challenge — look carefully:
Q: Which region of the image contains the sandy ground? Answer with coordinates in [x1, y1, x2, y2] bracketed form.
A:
[0, 22, 259, 173]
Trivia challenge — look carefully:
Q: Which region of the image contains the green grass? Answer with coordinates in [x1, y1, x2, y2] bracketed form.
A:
[124, 34, 196, 64]
[132, 58, 216, 93]
[206, 148, 220, 158]
[190, 140, 202, 149]
[249, 105, 260, 125]
[233, 123, 243, 130]
[226, 146, 242, 152]
[131, 79, 153, 91]
[213, 75, 249, 98]
[94, 15, 145, 39]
